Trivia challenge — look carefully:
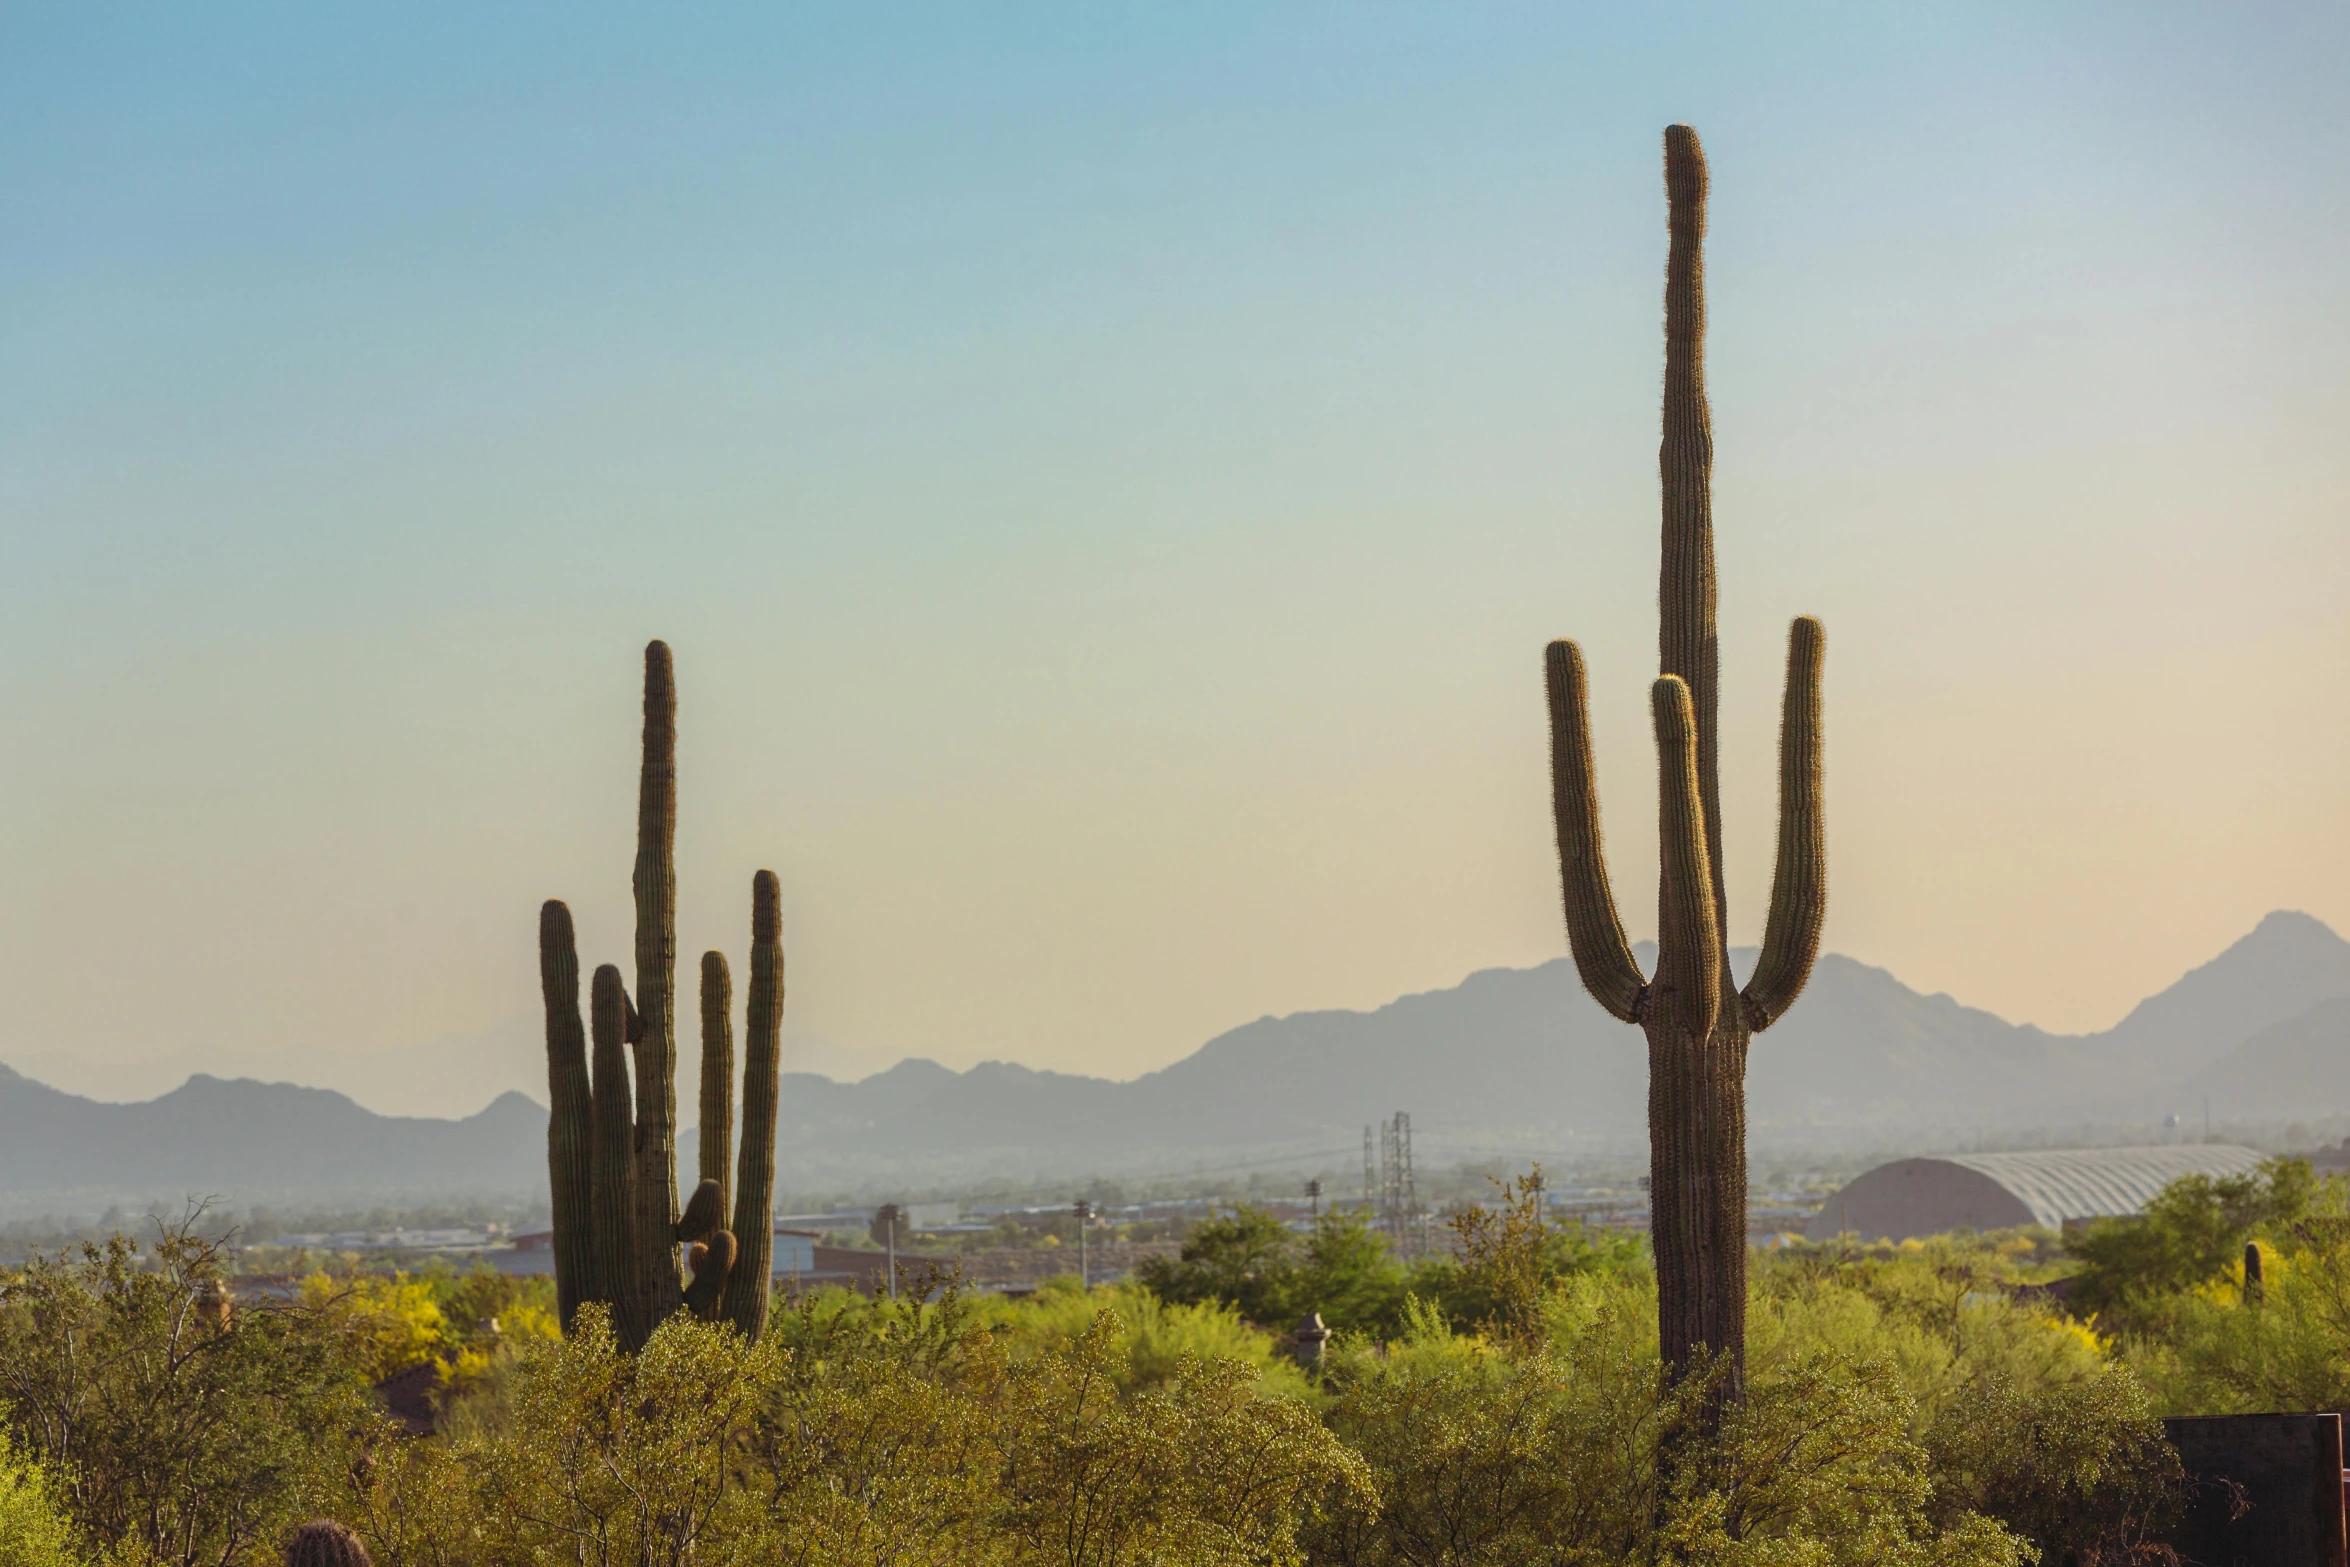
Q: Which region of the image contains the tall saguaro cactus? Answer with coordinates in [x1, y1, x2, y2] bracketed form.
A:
[727, 870, 785, 1340]
[539, 641, 789, 1350]
[1545, 125, 1827, 1403]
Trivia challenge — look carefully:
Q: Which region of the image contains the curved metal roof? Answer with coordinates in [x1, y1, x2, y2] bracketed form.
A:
[1935, 1144, 2265, 1229]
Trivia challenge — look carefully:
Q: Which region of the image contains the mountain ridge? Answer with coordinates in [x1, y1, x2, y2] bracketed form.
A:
[5, 911, 2346, 1197]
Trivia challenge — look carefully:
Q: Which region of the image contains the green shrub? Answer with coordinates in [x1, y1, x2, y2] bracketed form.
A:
[2066, 1158, 2312, 1330]
[1308, 1292, 2026, 1566]
[0, 1430, 86, 1567]
[0, 1220, 376, 1567]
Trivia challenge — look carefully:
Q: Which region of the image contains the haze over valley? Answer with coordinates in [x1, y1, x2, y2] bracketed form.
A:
[8, 909, 2345, 1213]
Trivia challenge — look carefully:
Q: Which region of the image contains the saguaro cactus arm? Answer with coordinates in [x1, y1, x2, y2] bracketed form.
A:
[631, 640, 683, 1334]
[1740, 617, 1826, 1031]
[698, 951, 734, 1214]
[727, 869, 785, 1340]
[589, 963, 641, 1347]
[1651, 676, 1722, 1042]
[1545, 639, 1648, 1023]
[540, 901, 593, 1333]
[684, 1229, 736, 1320]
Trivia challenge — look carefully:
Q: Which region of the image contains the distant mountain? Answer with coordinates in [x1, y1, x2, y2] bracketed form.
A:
[5, 911, 2345, 1200]
[0, 1065, 544, 1193]
[2093, 913, 2350, 1083]
[2170, 996, 2350, 1120]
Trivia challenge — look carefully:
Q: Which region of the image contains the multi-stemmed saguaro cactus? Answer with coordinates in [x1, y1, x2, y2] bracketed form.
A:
[538, 641, 786, 1349]
[1545, 125, 1826, 1404]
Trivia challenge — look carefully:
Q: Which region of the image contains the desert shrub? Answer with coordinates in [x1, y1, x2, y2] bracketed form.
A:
[752, 1282, 1357, 1562]
[350, 1304, 783, 1567]
[1753, 1237, 2184, 1561]
[2066, 1158, 2313, 1331]
[0, 1218, 377, 1567]
[295, 1265, 561, 1397]
[0, 1429, 87, 1567]
[1921, 1366, 2181, 1567]
[349, 1285, 1363, 1567]
[1137, 1178, 1642, 1343]
[2127, 1178, 2350, 1414]
[1307, 1294, 2025, 1567]
[1419, 1170, 1645, 1345]
[298, 1272, 448, 1383]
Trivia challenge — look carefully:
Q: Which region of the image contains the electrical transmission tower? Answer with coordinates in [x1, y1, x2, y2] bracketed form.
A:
[1376, 1112, 1417, 1258]
[1362, 1125, 1376, 1209]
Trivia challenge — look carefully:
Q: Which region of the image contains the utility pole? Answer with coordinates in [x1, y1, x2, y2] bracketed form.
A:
[870, 1204, 903, 1301]
[1530, 1168, 1546, 1229]
[1073, 1198, 1092, 1289]
[1305, 1178, 1322, 1221]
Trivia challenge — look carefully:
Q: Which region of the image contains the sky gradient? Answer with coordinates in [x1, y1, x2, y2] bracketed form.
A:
[5, 3, 2346, 1116]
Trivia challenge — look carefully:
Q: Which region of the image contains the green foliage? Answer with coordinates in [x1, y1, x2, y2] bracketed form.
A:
[1920, 1368, 2180, 1566]
[0, 1429, 87, 1567]
[2, 1211, 2209, 1567]
[2066, 1157, 2312, 1329]
[1420, 1170, 1644, 1343]
[348, 1286, 1364, 1567]
[0, 1217, 378, 1567]
[1309, 1290, 2025, 1566]
[1135, 1179, 1643, 1344]
[2123, 1176, 2350, 1414]
[1134, 1206, 1304, 1326]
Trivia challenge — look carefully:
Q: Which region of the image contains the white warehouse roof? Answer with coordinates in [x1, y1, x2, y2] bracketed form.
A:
[1806, 1144, 2266, 1243]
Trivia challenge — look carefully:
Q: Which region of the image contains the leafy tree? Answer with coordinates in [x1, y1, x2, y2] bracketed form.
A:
[1134, 1207, 1302, 1325]
[1295, 1213, 1413, 1341]
[2122, 1176, 2350, 1414]
[1920, 1368, 2181, 1566]
[0, 1216, 377, 1567]
[2067, 1158, 2313, 1329]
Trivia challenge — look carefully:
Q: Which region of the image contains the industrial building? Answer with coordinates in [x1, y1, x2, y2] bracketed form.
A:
[1805, 1144, 2266, 1243]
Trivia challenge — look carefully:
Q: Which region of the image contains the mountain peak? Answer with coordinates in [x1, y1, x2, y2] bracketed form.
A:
[2100, 912, 2350, 1075]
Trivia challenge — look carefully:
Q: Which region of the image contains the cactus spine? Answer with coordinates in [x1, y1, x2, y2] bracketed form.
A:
[1545, 125, 1827, 1404]
[541, 642, 786, 1349]
[727, 869, 785, 1340]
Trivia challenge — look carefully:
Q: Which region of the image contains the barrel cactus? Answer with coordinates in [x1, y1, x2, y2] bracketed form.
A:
[1545, 125, 1826, 1403]
[284, 1520, 371, 1567]
[540, 641, 787, 1348]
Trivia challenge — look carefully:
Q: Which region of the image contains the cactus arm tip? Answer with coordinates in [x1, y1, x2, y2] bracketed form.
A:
[1545, 640, 1650, 1024]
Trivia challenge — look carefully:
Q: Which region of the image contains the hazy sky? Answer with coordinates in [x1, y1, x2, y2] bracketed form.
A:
[5, 4, 2346, 1116]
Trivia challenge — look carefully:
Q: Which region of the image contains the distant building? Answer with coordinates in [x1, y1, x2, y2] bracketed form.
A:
[1806, 1144, 2266, 1244]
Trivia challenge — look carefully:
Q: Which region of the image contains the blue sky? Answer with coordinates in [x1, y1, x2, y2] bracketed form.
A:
[4, 3, 2345, 1112]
